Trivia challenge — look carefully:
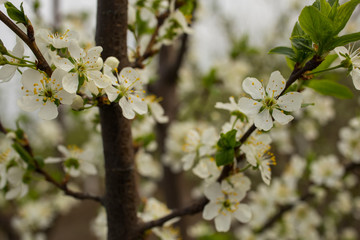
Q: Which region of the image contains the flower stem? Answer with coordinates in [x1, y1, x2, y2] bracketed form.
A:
[305, 64, 343, 75]
[239, 164, 252, 172]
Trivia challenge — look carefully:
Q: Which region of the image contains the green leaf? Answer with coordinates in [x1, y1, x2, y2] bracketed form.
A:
[320, 0, 332, 16]
[304, 79, 353, 99]
[217, 129, 237, 149]
[328, 0, 339, 20]
[268, 46, 295, 58]
[215, 149, 234, 167]
[330, 32, 360, 49]
[5, 2, 27, 25]
[12, 142, 34, 166]
[299, 6, 335, 46]
[332, 0, 360, 35]
[328, 0, 338, 6]
[291, 22, 305, 38]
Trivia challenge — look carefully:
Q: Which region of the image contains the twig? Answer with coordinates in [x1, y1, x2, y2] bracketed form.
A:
[137, 197, 208, 233]
[137, 55, 324, 233]
[0, 120, 103, 205]
[0, 11, 52, 76]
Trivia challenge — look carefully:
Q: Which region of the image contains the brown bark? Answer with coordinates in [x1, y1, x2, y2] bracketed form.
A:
[96, 0, 139, 239]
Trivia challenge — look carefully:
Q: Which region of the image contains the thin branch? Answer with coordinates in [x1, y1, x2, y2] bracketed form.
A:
[0, 120, 103, 205]
[0, 11, 52, 76]
[137, 55, 324, 233]
[35, 166, 104, 204]
[137, 197, 208, 233]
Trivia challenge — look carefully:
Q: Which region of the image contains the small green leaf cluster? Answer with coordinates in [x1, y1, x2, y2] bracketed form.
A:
[4, 2, 29, 26]
[270, 0, 360, 66]
[215, 129, 240, 167]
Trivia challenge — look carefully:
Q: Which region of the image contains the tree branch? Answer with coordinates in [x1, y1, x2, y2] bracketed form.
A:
[0, 11, 52, 76]
[137, 55, 324, 233]
[0, 120, 103, 204]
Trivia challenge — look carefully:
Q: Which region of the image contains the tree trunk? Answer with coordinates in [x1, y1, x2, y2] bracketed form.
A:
[95, 0, 139, 239]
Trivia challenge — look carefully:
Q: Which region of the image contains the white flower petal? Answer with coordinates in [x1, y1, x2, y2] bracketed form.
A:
[204, 182, 222, 201]
[45, 157, 63, 164]
[242, 77, 264, 100]
[129, 95, 148, 115]
[266, 71, 286, 98]
[21, 69, 42, 90]
[81, 162, 97, 175]
[202, 202, 220, 220]
[105, 86, 120, 102]
[17, 96, 42, 112]
[182, 153, 196, 170]
[0, 65, 17, 82]
[63, 73, 79, 93]
[58, 90, 75, 105]
[350, 68, 360, 90]
[254, 109, 273, 131]
[214, 213, 231, 232]
[119, 67, 140, 87]
[5, 186, 21, 200]
[277, 92, 302, 111]
[119, 97, 135, 119]
[38, 101, 58, 120]
[233, 204, 252, 223]
[238, 97, 262, 115]
[334, 46, 348, 61]
[68, 41, 82, 59]
[54, 57, 74, 72]
[272, 108, 294, 125]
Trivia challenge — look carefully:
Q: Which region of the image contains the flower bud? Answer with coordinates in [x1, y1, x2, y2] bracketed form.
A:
[71, 95, 84, 110]
[104, 56, 120, 70]
[0, 54, 8, 65]
[0, 39, 8, 55]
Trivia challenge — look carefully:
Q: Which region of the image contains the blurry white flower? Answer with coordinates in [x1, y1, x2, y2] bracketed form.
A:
[17, 69, 75, 120]
[91, 208, 107, 240]
[270, 179, 297, 205]
[240, 133, 275, 185]
[36, 29, 79, 52]
[338, 116, 360, 162]
[192, 157, 222, 182]
[310, 155, 344, 188]
[45, 145, 97, 177]
[135, 149, 163, 180]
[181, 127, 217, 171]
[238, 71, 302, 131]
[146, 95, 169, 123]
[6, 166, 28, 200]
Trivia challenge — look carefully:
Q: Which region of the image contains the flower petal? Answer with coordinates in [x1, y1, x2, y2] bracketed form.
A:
[119, 97, 135, 119]
[242, 77, 264, 100]
[254, 109, 273, 131]
[202, 202, 220, 220]
[350, 68, 360, 90]
[277, 92, 302, 111]
[204, 182, 222, 200]
[266, 71, 286, 98]
[233, 204, 252, 223]
[21, 69, 42, 91]
[238, 97, 261, 115]
[38, 101, 58, 120]
[272, 108, 294, 125]
[63, 73, 79, 93]
[214, 213, 231, 232]
[0, 65, 17, 82]
[17, 96, 42, 112]
[129, 95, 148, 115]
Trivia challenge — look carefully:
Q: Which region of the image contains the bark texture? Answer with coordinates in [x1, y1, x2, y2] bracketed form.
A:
[96, 0, 139, 239]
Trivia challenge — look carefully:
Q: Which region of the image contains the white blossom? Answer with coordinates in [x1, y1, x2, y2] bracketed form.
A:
[310, 155, 344, 188]
[105, 67, 148, 119]
[202, 174, 252, 232]
[45, 145, 97, 177]
[238, 71, 302, 131]
[17, 68, 75, 120]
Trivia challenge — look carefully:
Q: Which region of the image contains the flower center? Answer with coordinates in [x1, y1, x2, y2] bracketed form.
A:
[263, 97, 277, 109]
